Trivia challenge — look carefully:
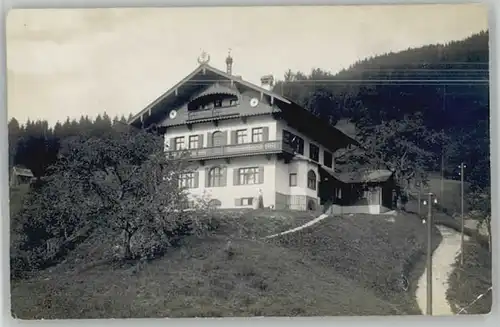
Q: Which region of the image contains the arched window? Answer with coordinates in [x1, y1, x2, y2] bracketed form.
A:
[208, 167, 224, 187]
[212, 131, 225, 147]
[208, 199, 222, 209]
[307, 170, 317, 190]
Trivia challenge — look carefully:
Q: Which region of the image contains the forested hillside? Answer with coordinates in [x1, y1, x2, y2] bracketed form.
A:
[8, 114, 133, 179]
[274, 30, 489, 191]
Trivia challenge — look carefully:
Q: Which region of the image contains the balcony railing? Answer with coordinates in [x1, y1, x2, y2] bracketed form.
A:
[167, 140, 294, 160]
[187, 108, 239, 121]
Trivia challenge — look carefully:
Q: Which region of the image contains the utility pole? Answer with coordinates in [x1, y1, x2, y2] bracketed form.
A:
[440, 85, 446, 200]
[459, 163, 467, 266]
[418, 187, 421, 216]
[440, 153, 445, 200]
[417, 178, 423, 216]
[423, 192, 437, 316]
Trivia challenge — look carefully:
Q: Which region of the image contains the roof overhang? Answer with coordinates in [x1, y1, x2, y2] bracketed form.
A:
[320, 166, 393, 184]
[276, 100, 360, 150]
[128, 64, 291, 128]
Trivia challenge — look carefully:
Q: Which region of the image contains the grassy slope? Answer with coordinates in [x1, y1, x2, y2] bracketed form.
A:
[409, 176, 492, 315]
[271, 212, 442, 315]
[446, 240, 492, 314]
[11, 236, 397, 318]
[11, 210, 433, 318]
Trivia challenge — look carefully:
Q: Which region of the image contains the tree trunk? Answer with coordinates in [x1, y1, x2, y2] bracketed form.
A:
[122, 230, 132, 259]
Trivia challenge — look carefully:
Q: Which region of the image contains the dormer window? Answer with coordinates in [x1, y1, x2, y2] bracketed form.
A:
[203, 103, 214, 110]
[188, 84, 240, 112]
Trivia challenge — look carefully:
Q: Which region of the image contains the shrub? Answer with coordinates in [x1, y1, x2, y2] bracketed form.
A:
[11, 128, 223, 277]
[447, 240, 492, 314]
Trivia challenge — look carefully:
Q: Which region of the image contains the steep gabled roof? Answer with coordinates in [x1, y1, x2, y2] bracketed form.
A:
[128, 63, 290, 127]
[128, 62, 360, 149]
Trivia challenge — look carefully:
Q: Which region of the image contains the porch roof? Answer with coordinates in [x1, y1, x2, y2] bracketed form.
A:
[320, 166, 393, 184]
[12, 166, 34, 177]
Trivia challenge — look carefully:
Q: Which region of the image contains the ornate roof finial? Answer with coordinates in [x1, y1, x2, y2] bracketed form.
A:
[225, 48, 233, 75]
[197, 50, 210, 65]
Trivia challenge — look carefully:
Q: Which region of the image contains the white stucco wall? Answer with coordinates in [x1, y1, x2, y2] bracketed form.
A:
[183, 156, 277, 209]
[161, 114, 339, 210]
[275, 159, 290, 195]
[328, 204, 392, 215]
[275, 158, 319, 195]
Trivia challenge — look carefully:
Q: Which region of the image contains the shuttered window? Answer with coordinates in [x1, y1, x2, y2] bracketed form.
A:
[174, 137, 185, 150]
[209, 168, 222, 187]
[234, 166, 264, 185]
[207, 167, 226, 187]
[251, 127, 263, 142]
[238, 167, 259, 185]
[189, 135, 200, 149]
[236, 129, 247, 144]
[178, 172, 197, 189]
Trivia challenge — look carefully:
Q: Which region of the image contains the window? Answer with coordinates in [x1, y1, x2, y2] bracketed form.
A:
[309, 143, 319, 162]
[236, 129, 247, 144]
[208, 167, 224, 187]
[294, 137, 305, 155]
[214, 99, 222, 108]
[283, 130, 304, 155]
[238, 167, 259, 185]
[252, 127, 263, 143]
[178, 172, 196, 189]
[307, 170, 317, 190]
[189, 135, 200, 149]
[212, 131, 225, 147]
[229, 99, 238, 106]
[203, 103, 214, 110]
[241, 198, 254, 206]
[324, 151, 333, 168]
[289, 173, 297, 186]
[174, 137, 185, 151]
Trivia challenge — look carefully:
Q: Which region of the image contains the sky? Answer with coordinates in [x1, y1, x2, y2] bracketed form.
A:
[6, 4, 488, 127]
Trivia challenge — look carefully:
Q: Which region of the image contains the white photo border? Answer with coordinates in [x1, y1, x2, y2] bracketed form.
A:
[0, 0, 497, 326]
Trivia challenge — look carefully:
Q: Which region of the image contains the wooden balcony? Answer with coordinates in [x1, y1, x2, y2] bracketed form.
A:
[187, 107, 240, 122]
[167, 140, 295, 161]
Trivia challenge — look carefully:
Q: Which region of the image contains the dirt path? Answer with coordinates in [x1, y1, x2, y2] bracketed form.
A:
[415, 225, 469, 315]
[264, 213, 329, 239]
